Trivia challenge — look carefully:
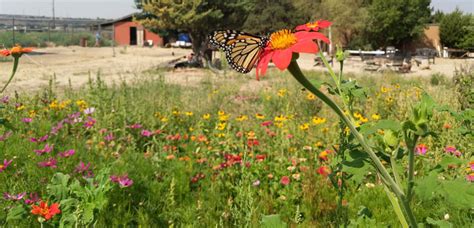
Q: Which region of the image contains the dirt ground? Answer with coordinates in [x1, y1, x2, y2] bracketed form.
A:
[1, 46, 472, 93]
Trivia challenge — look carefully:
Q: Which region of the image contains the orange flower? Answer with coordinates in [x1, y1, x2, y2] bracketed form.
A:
[31, 201, 61, 221]
[1, 45, 32, 58]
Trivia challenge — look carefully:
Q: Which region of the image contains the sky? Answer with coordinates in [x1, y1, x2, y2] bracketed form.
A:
[0, 0, 472, 19]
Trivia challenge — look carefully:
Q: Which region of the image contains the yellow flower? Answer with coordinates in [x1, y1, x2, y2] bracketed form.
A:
[172, 110, 181, 116]
[49, 100, 59, 109]
[359, 117, 369, 123]
[306, 93, 316, 100]
[274, 115, 287, 122]
[59, 100, 71, 109]
[28, 110, 37, 118]
[217, 133, 226, 138]
[154, 112, 161, 118]
[275, 122, 284, 128]
[321, 127, 329, 133]
[344, 127, 350, 135]
[312, 117, 326, 125]
[314, 141, 324, 148]
[385, 97, 394, 104]
[255, 113, 265, 119]
[218, 110, 226, 116]
[247, 131, 256, 139]
[236, 115, 248, 122]
[185, 111, 194, 116]
[76, 100, 88, 111]
[217, 122, 226, 131]
[299, 123, 310, 130]
[380, 86, 390, 93]
[371, 113, 381, 120]
[277, 89, 287, 97]
[189, 127, 194, 132]
[202, 113, 211, 120]
[160, 117, 168, 122]
[16, 105, 25, 111]
[219, 114, 230, 122]
[353, 112, 362, 119]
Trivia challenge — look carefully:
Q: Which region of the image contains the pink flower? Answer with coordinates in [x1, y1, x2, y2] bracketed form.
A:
[470, 161, 474, 171]
[295, 20, 332, 32]
[286, 134, 294, 139]
[59, 149, 75, 158]
[3, 192, 26, 201]
[104, 133, 114, 141]
[30, 135, 49, 143]
[260, 121, 273, 127]
[252, 180, 260, 186]
[38, 158, 57, 168]
[467, 173, 474, 182]
[0, 159, 12, 172]
[83, 116, 96, 129]
[141, 130, 153, 137]
[110, 174, 133, 188]
[0, 131, 12, 142]
[445, 146, 456, 153]
[75, 162, 93, 178]
[280, 176, 290, 186]
[34, 144, 54, 155]
[256, 29, 329, 79]
[129, 123, 142, 129]
[415, 144, 428, 155]
[1, 96, 9, 104]
[22, 118, 32, 123]
[24, 192, 40, 205]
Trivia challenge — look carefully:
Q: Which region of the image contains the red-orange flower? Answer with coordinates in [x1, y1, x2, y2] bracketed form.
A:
[256, 29, 329, 79]
[295, 20, 332, 32]
[1, 45, 32, 58]
[31, 201, 61, 221]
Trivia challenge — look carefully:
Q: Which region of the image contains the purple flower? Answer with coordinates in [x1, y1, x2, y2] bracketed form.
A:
[141, 130, 152, 137]
[22, 118, 32, 123]
[1, 96, 9, 104]
[24, 192, 40, 205]
[110, 174, 133, 188]
[75, 162, 93, 178]
[34, 144, 54, 155]
[0, 131, 12, 142]
[104, 133, 114, 142]
[59, 149, 75, 158]
[51, 121, 64, 135]
[30, 135, 49, 143]
[0, 159, 13, 172]
[38, 158, 57, 168]
[3, 192, 26, 201]
[129, 123, 142, 129]
[83, 116, 96, 129]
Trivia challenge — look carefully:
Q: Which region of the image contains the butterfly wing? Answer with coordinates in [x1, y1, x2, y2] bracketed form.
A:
[209, 30, 268, 73]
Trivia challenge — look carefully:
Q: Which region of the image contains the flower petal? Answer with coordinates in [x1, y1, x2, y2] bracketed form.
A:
[295, 31, 330, 44]
[256, 50, 273, 80]
[317, 20, 332, 29]
[295, 24, 309, 32]
[291, 40, 319, 53]
[272, 49, 293, 71]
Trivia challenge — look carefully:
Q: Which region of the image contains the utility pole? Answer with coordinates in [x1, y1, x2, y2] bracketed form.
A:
[52, 0, 56, 29]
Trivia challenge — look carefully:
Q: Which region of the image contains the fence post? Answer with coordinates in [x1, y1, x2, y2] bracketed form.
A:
[12, 17, 16, 45]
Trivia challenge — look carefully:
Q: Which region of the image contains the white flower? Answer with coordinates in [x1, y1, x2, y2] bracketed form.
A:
[84, 107, 95, 115]
[365, 183, 375, 188]
[444, 213, 450, 220]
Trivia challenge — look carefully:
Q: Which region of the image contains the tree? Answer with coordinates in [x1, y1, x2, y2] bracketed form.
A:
[365, 0, 431, 48]
[242, 0, 307, 34]
[439, 9, 472, 49]
[135, 0, 252, 62]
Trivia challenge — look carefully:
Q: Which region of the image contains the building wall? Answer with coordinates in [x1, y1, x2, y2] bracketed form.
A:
[114, 21, 163, 46]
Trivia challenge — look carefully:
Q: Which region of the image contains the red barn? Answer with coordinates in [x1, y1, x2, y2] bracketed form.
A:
[98, 14, 163, 47]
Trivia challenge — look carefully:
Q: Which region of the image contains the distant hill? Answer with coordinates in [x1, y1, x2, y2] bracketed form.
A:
[0, 14, 108, 30]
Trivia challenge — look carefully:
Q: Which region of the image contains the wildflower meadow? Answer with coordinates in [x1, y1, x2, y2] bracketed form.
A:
[0, 19, 473, 228]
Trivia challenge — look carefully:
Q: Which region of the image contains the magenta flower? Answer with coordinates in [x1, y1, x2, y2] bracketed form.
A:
[38, 158, 57, 168]
[0, 159, 12, 172]
[141, 130, 153, 137]
[59, 149, 75, 158]
[0, 131, 12, 142]
[1, 96, 9, 104]
[22, 118, 32, 123]
[415, 144, 428, 155]
[3, 192, 26, 201]
[75, 162, 93, 178]
[30, 135, 49, 143]
[467, 173, 474, 182]
[34, 144, 54, 155]
[24, 192, 40, 205]
[50, 121, 64, 135]
[83, 116, 96, 129]
[110, 174, 133, 188]
[261, 121, 273, 127]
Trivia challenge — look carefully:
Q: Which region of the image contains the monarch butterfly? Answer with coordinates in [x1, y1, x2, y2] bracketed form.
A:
[209, 30, 269, 73]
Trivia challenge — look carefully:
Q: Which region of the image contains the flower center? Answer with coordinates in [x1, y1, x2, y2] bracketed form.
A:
[0, 165, 3, 169]
[306, 22, 319, 29]
[270, 29, 297, 50]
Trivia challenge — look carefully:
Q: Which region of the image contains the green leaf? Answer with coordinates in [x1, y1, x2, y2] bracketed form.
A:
[414, 172, 440, 201]
[426, 217, 453, 228]
[82, 202, 96, 224]
[6, 205, 26, 222]
[441, 180, 474, 209]
[47, 173, 71, 200]
[360, 120, 401, 136]
[261, 214, 287, 228]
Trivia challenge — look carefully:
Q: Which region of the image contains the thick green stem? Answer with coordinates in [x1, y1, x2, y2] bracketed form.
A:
[406, 135, 419, 202]
[287, 61, 417, 227]
[1, 57, 19, 94]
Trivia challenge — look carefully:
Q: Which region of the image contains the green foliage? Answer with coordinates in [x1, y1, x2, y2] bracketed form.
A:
[0, 31, 113, 48]
[440, 9, 473, 49]
[261, 214, 287, 228]
[453, 65, 474, 110]
[365, 0, 431, 47]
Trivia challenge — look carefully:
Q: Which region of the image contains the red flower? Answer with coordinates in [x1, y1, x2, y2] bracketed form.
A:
[280, 176, 290, 186]
[1, 45, 32, 58]
[295, 20, 332, 32]
[256, 29, 329, 79]
[317, 166, 331, 177]
[31, 201, 61, 221]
